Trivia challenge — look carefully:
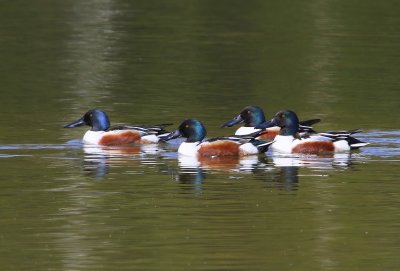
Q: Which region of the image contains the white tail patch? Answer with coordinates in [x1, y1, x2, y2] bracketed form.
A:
[239, 143, 259, 156]
[350, 142, 370, 148]
[141, 134, 160, 143]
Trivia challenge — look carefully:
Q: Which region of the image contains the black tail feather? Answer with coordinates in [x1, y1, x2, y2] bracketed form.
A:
[347, 136, 370, 149]
[299, 118, 321, 126]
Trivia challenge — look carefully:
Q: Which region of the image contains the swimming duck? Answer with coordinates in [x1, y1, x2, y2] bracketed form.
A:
[64, 109, 171, 145]
[256, 110, 369, 154]
[222, 105, 320, 139]
[160, 119, 273, 157]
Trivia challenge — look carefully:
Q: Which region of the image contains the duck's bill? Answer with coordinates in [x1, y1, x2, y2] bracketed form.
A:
[255, 119, 277, 129]
[64, 117, 85, 128]
[221, 115, 243, 128]
[158, 129, 182, 141]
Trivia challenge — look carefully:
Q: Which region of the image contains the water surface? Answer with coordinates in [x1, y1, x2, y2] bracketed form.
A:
[0, 1, 399, 270]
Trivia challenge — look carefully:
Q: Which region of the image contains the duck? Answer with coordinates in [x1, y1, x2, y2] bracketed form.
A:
[159, 119, 273, 157]
[221, 105, 320, 140]
[64, 109, 171, 145]
[255, 110, 369, 154]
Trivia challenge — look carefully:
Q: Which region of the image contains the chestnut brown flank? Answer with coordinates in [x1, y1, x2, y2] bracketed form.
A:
[292, 141, 335, 154]
[198, 141, 240, 157]
[99, 131, 141, 146]
[258, 130, 279, 140]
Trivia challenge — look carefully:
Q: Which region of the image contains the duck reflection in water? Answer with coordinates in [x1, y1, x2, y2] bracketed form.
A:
[170, 149, 352, 192]
[174, 166, 205, 194]
[171, 154, 270, 193]
[271, 152, 351, 169]
[175, 155, 240, 190]
[272, 166, 299, 190]
[177, 153, 268, 173]
[81, 144, 161, 179]
[172, 154, 307, 192]
[268, 152, 351, 190]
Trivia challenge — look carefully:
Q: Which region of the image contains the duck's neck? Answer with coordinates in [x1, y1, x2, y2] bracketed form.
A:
[246, 114, 266, 127]
[280, 119, 299, 136]
[186, 129, 206, 142]
[280, 126, 298, 136]
[92, 119, 110, 131]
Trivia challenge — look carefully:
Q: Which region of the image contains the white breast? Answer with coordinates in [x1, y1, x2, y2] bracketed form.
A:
[178, 142, 200, 156]
[270, 135, 297, 153]
[82, 130, 105, 145]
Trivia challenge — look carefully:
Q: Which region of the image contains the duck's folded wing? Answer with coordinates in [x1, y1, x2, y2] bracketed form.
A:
[109, 123, 173, 134]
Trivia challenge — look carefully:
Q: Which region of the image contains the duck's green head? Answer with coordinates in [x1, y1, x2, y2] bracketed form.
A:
[160, 119, 207, 142]
[222, 105, 266, 128]
[64, 109, 110, 131]
[256, 110, 299, 136]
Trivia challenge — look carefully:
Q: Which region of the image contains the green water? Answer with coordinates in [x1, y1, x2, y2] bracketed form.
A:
[0, 1, 400, 270]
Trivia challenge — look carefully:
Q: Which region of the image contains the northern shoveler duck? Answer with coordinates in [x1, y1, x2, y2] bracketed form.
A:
[159, 119, 273, 157]
[221, 105, 320, 140]
[64, 109, 171, 145]
[256, 110, 369, 154]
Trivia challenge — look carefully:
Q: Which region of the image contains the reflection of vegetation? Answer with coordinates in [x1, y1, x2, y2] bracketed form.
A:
[71, 0, 398, 131]
[1, 0, 398, 142]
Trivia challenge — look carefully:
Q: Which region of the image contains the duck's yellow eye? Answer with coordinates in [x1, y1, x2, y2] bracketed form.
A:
[185, 124, 189, 128]
[247, 110, 250, 114]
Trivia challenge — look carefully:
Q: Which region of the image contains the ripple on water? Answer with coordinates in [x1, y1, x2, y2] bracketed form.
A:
[357, 130, 400, 158]
[0, 130, 398, 168]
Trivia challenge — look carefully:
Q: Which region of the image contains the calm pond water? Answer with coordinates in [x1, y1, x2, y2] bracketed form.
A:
[1, 1, 400, 270]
